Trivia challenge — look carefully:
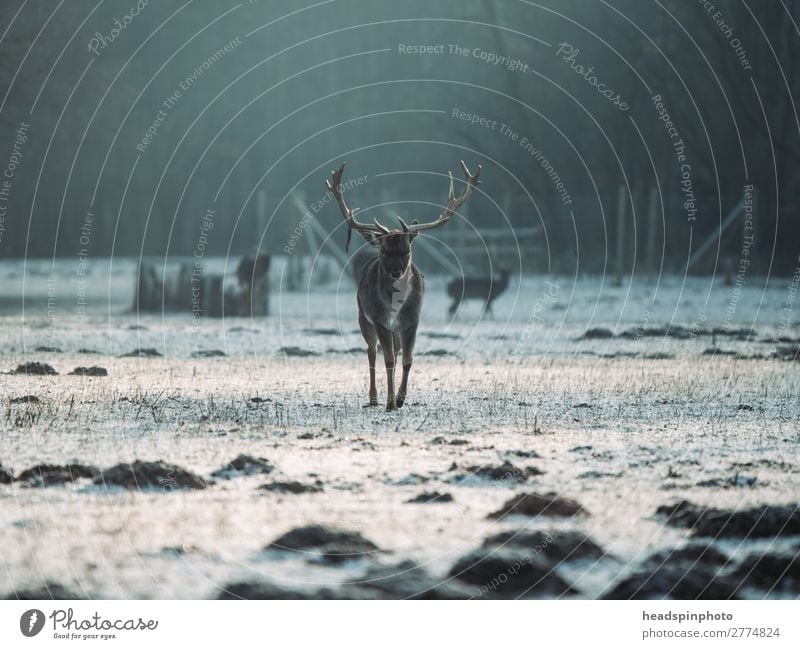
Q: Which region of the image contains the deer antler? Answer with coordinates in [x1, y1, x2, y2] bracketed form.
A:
[326, 163, 387, 251]
[406, 160, 481, 233]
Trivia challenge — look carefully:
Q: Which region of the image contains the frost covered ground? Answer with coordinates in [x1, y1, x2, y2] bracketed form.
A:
[1, 258, 798, 599]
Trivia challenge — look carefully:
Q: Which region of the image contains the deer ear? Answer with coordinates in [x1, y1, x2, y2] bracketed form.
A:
[359, 230, 381, 246]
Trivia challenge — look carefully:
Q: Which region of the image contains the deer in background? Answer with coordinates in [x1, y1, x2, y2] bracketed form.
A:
[447, 267, 511, 318]
[326, 160, 481, 410]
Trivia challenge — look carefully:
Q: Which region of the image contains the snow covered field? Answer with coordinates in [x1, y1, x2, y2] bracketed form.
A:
[1, 258, 798, 599]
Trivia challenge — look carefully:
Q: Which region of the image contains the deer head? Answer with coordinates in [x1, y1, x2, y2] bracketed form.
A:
[325, 160, 482, 279]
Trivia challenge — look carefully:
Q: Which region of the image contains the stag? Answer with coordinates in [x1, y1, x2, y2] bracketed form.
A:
[326, 160, 481, 410]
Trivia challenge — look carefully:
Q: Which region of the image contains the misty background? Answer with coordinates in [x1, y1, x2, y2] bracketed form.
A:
[0, 0, 798, 278]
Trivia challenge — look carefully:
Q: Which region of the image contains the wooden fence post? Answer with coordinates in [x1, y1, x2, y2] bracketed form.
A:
[615, 184, 627, 285]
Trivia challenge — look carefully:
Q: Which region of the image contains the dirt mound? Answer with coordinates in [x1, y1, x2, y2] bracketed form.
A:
[69, 366, 108, 376]
[120, 348, 161, 357]
[95, 460, 210, 490]
[643, 352, 675, 360]
[191, 349, 227, 358]
[488, 492, 587, 519]
[733, 553, 799, 593]
[503, 449, 541, 459]
[16, 463, 100, 487]
[695, 474, 758, 488]
[618, 325, 692, 339]
[34, 345, 62, 352]
[775, 345, 800, 361]
[279, 346, 318, 357]
[419, 349, 453, 356]
[352, 560, 470, 599]
[302, 328, 340, 336]
[265, 524, 380, 564]
[406, 491, 453, 504]
[604, 555, 740, 599]
[450, 461, 543, 484]
[657, 500, 800, 538]
[578, 327, 614, 340]
[385, 473, 430, 486]
[482, 530, 605, 562]
[645, 543, 730, 568]
[0, 464, 14, 483]
[258, 481, 322, 494]
[12, 362, 57, 375]
[448, 547, 575, 597]
[430, 436, 469, 446]
[10, 395, 39, 403]
[211, 454, 274, 479]
[4, 582, 82, 599]
[217, 582, 320, 600]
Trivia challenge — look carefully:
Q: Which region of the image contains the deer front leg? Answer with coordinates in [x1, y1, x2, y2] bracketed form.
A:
[376, 326, 397, 411]
[366, 345, 378, 406]
[396, 324, 417, 408]
[359, 311, 379, 407]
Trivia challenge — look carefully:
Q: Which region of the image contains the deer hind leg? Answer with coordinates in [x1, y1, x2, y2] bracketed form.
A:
[448, 297, 460, 318]
[396, 324, 417, 408]
[375, 325, 397, 411]
[359, 311, 379, 406]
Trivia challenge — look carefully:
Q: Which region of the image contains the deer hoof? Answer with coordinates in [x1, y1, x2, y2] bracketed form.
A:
[396, 394, 405, 408]
[385, 400, 398, 411]
[362, 401, 380, 408]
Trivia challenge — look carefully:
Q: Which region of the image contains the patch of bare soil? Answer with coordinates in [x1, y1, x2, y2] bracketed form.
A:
[10, 395, 40, 403]
[733, 553, 800, 594]
[0, 463, 14, 483]
[603, 560, 740, 599]
[211, 454, 274, 479]
[3, 583, 83, 600]
[448, 547, 576, 597]
[482, 530, 606, 562]
[488, 492, 587, 519]
[12, 362, 57, 375]
[657, 500, 800, 538]
[258, 480, 322, 494]
[95, 460, 210, 490]
[16, 463, 100, 487]
[69, 366, 108, 376]
[265, 524, 381, 564]
[405, 491, 454, 504]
